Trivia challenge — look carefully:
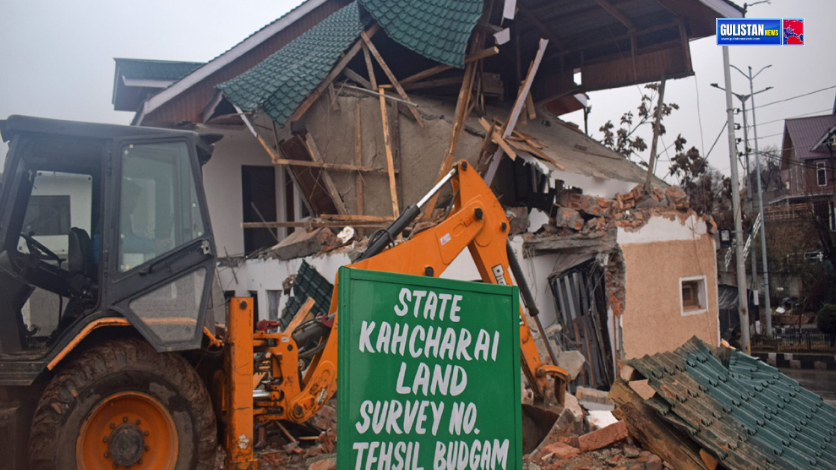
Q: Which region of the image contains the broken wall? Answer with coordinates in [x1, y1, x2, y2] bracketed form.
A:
[254, 92, 485, 218]
[617, 214, 720, 359]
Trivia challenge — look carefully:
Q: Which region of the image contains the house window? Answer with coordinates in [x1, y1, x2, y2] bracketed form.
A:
[817, 161, 827, 187]
[830, 202, 835, 232]
[680, 275, 708, 316]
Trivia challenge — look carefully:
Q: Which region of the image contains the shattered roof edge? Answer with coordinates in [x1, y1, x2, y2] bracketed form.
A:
[136, 0, 330, 124]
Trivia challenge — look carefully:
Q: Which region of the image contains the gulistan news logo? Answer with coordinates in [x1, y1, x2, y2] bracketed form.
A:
[716, 18, 804, 46]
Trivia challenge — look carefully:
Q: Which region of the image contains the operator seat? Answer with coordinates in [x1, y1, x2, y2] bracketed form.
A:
[61, 228, 97, 329]
[68, 227, 94, 278]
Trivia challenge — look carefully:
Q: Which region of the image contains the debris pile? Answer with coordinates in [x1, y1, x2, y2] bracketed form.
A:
[535, 183, 703, 239]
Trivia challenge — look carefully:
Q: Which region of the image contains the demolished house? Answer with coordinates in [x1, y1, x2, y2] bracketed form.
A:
[112, 0, 742, 388]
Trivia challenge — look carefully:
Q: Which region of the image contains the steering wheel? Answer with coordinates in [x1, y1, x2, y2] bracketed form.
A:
[20, 232, 61, 262]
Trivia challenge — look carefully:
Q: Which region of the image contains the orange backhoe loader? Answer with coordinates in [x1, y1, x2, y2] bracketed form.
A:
[0, 116, 566, 470]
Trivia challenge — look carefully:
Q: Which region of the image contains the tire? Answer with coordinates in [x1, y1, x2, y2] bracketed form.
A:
[29, 339, 216, 470]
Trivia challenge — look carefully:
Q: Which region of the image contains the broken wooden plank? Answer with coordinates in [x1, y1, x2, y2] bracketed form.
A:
[342, 67, 373, 90]
[354, 104, 364, 217]
[320, 214, 394, 223]
[402, 77, 463, 91]
[303, 134, 348, 215]
[609, 380, 708, 470]
[285, 297, 316, 335]
[271, 157, 394, 174]
[484, 38, 548, 184]
[379, 87, 400, 217]
[328, 83, 340, 111]
[361, 43, 378, 90]
[464, 46, 501, 63]
[289, 24, 379, 122]
[400, 64, 454, 86]
[492, 129, 517, 160]
[525, 91, 537, 119]
[242, 221, 390, 229]
[340, 84, 418, 107]
[420, 55, 479, 220]
[360, 30, 424, 126]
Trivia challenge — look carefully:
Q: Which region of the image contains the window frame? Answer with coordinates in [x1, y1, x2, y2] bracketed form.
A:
[817, 161, 827, 187]
[680, 275, 708, 316]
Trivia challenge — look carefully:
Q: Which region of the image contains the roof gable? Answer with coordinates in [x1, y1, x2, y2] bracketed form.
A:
[782, 114, 836, 160]
[218, 2, 368, 125]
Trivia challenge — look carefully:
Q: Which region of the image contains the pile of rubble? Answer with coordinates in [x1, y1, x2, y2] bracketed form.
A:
[538, 183, 700, 238]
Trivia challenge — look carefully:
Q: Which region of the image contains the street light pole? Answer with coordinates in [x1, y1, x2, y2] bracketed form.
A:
[734, 64, 774, 336]
[721, 47, 750, 350]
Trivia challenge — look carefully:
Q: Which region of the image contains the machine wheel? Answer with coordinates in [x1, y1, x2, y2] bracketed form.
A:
[29, 339, 216, 470]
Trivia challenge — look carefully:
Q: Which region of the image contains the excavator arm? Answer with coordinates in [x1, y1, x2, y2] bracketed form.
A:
[275, 160, 567, 424]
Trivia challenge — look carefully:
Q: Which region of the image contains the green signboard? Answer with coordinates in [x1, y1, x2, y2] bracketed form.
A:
[337, 267, 522, 470]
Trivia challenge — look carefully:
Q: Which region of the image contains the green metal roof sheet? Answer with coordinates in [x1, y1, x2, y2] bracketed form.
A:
[358, 0, 482, 68]
[629, 337, 836, 470]
[218, 1, 368, 126]
[114, 58, 204, 81]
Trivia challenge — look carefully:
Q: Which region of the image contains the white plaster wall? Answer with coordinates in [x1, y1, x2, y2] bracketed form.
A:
[216, 237, 562, 325]
[518, 153, 640, 201]
[616, 213, 707, 245]
[198, 125, 288, 257]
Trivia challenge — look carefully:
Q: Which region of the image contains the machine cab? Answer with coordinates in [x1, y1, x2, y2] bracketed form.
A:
[0, 116, 219, 358]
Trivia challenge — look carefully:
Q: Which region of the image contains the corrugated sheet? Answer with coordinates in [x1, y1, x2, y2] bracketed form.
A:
[629, 337, 836, 470]
[115, 58, 204, 81]
[281, 260, 333, 328]
[218, 1, 368, 126]
[784, 115, 836, 160]
[359, 0, 482, 68]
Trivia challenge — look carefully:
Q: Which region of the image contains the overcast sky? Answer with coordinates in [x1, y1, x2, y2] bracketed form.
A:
[2, 0, 835, 184]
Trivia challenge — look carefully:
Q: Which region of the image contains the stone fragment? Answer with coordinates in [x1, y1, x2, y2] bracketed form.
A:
[578, 421, 629, 452]
[558, 350, 586, 380]
[309, 457, 336, 470]
[554, 208, 584, 231]
[541, 442, 581, 460]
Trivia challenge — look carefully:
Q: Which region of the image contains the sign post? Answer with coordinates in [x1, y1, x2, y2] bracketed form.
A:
[337, 267, 522, 470]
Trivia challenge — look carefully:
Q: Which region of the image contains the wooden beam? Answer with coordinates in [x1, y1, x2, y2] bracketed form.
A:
[484, 38, 548, 184]
[303, 134, 348, 215]
[289, 24, 379, 122]
[271, 157, 394, 174]
[609, 380, 708, 470]
[402, 77, 463, 91]
[379, 87, 400, 217]
[242, 221, 390, 229]
[518, 4, 565, 50]
[465, 46, 501, 62]
[525, 91, 536, 119]
[328, 83, 340, 111]
[361, 43, 378, 90]
[592, 0, 635, 30]
[421, 57, 479, 220]
[678, 19, 692, 73]
[360, 30, 424, 126]
[492, 129, 518, 160]
[342, 67, 373, 90]
[320, 214, 394, 223]
[354, 104, 364, 217]
[400, 64, 454, 86]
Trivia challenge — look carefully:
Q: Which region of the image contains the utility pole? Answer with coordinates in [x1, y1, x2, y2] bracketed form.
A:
[740, 101, 759, 298]
[722, 47, 750, 350]
[743, 64, 774, 337]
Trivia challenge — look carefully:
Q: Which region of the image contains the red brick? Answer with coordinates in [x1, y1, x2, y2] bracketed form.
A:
[578, 421, 629, 452]
[541, 442, 581, 460]
[309, 458, 336, 470]
[646, 455, 662, 470]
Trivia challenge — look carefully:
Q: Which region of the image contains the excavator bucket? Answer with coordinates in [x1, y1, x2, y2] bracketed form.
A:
[521, 403, 561, 454]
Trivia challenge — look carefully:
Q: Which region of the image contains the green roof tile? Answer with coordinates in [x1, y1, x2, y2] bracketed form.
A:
[359, 0, 482, 68]
[629, 337, 836, 470]
[218, 2, 368, 126]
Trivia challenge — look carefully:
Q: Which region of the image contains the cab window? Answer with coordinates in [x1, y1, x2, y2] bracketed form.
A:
[118, 141, 205, 272]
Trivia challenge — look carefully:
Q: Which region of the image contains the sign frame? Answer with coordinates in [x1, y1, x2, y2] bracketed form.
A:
[337, 266, 522, 470]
